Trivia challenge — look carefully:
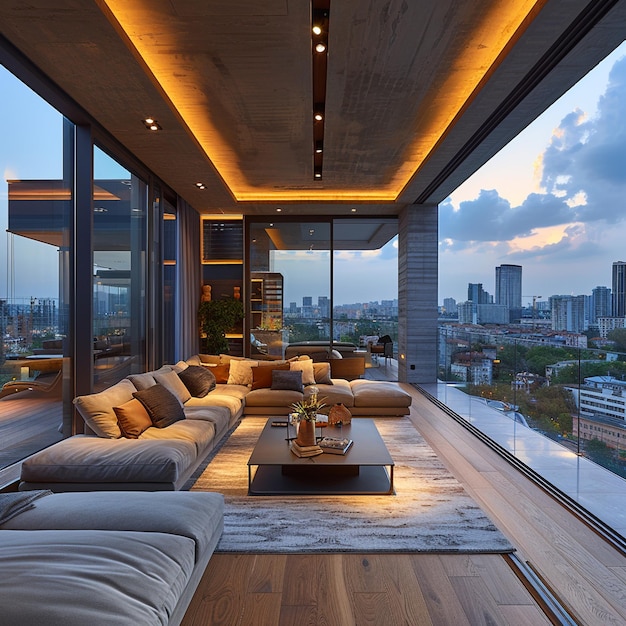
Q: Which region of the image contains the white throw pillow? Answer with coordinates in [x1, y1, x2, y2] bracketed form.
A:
[227, 359, 258, 385]
[290, 359, 316, 385]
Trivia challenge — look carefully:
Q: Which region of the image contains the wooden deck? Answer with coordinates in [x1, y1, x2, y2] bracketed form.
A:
[0, 393, 64, 486]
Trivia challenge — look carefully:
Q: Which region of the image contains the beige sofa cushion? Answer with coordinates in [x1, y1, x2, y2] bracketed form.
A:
[350, 380, 412, 408]
[244, 387, 304, 407]
[73, 379, 136, 438]
[227, 359, 258, 385]
[305, 380, 354, 407]
[289, 359, 315, 385]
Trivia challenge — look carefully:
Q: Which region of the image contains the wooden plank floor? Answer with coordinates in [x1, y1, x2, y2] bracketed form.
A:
[182, 552, 551, 626]
[182, 382, 571, 626]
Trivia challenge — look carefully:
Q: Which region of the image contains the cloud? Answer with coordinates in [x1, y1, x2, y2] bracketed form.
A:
[440, 54, 626, 248]
[439, 190, 574, 244]
[540, 54, 626, 222]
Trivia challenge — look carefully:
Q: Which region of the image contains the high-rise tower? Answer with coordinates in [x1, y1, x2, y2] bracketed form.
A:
[591, 286, 612, 326]
[612, 261, 626, 318]
[495, 264, 522, 322]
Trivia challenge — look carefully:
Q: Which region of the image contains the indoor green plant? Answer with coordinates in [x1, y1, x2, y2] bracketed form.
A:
[198, 297, 244, 354]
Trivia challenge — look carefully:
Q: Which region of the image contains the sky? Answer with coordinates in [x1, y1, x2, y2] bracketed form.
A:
[2, 40, 626, 307]
[440, 41, 626, 307]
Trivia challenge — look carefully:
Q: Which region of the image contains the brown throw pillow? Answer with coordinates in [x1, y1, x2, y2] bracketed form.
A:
[251, 363, 290, 390]
[132, 384, 185, 429]
[178, 365, 216, 397]
[113, 398, 153, 439]
[207, 363, 230, 384]
[271, 369, 303, 392]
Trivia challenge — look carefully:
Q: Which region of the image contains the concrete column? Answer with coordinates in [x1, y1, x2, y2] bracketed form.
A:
[398, 204, 438, 384]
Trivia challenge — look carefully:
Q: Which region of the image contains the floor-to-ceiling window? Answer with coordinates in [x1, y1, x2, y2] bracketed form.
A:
[249, 220, 331, 357]
[333, 218, 398, 376]
[92, 147, 148, 390]
[436, 41, 626, 534]
[247, 217, 398, 362]
[0, 64, 71, 477]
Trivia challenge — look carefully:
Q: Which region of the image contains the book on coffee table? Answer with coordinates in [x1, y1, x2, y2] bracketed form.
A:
[319, 437, 353, 455]
[290, 441, 323, 457]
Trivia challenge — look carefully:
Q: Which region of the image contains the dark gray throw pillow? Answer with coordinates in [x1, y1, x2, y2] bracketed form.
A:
[178, 365, 216, 397]
[132, 383, 184, 428]
[271, 369, 303, 392]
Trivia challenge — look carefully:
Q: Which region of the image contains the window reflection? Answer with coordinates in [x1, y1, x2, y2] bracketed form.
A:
[0, 67, 70, 476]
[92, 149, 147, 389]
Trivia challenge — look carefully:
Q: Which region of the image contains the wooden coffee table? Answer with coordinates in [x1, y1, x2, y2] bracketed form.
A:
[247, 418, 394, 495]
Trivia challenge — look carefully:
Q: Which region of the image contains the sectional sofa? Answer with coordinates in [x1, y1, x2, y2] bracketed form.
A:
[19, 354, 412, 492]
[0, 489, 223, 625]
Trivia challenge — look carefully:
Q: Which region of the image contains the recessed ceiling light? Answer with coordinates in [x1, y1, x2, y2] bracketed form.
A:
[312, 25, 322, 36]
[143, 117, 161, 131]
[351, 208, 357, 213]
[315, 42, 326, 53]
[276, 208, 282, 212]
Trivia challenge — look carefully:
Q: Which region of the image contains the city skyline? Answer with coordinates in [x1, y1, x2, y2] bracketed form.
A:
[441, 258, 626, 310]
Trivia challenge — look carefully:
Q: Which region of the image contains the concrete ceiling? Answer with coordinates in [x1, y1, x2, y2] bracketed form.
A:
[1, 0, 624, 216]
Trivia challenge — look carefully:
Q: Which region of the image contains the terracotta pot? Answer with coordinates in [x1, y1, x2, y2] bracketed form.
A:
[296, 419, 317, 447]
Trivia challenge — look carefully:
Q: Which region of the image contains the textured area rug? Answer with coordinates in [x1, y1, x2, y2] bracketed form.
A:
[190, 417, 513, 554]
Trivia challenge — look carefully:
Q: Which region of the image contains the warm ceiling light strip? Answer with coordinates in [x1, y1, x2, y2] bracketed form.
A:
[102, 0, 542, 202]
[312, 1, 330, 182]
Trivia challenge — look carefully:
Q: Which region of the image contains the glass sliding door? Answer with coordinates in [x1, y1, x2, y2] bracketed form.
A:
[249, 220, 331, 358]
[333, 218, 398, 376]
[0, 65, 71, 475]
[92, 147, 147, 390]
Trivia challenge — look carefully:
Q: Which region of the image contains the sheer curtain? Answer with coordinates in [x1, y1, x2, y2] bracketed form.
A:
[176, 198, 201, 360]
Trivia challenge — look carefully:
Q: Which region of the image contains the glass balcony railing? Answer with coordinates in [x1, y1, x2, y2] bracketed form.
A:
[425, 326, 626, 541]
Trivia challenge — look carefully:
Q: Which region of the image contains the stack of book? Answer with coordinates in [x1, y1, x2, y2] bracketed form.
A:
[319, 437, 353, 455]
[290, 441, 323, 457]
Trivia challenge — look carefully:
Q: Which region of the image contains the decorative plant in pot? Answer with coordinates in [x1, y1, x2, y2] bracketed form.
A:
[198, 297, 244, 354]
[290, 386, 327, 447]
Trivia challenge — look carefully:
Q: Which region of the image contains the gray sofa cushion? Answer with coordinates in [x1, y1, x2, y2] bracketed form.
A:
[73, 378, 136, 438]
[153, 368, 192, 404]
[20, 436, 198, 486]
[183, 405, 231, 435]
[1, 491, 224, 561]
[0, 529, 195, 626]
[139, 418, 215, 455]
[127, 371, 157, 390]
